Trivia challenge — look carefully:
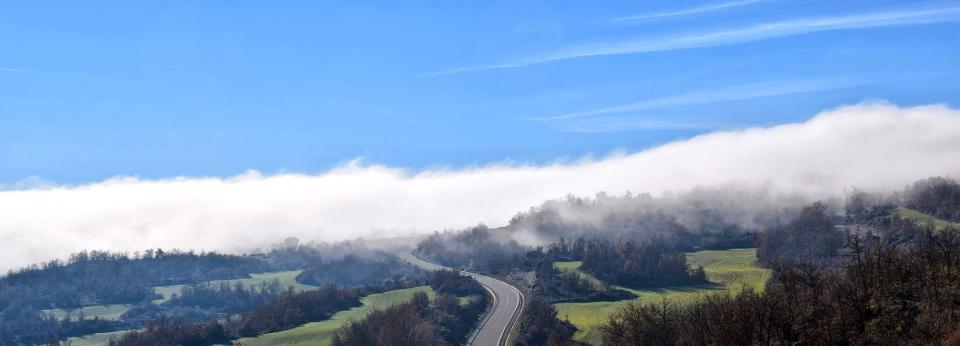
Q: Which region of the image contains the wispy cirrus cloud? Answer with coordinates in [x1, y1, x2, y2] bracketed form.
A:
[529, 78, 863, 122]
[550, 117, 726, 133]
[0, 67, 38, 74]
[431, 5, 960, 75]
[613, 0, 765, 23]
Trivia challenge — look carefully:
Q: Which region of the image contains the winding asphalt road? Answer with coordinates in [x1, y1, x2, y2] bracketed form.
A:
[402, 252, 524, 346]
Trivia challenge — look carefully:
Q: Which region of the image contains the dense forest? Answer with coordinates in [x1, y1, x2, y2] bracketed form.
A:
[297, 253, 421, 287]
[756, 202, 845, 265]
[514, 298, 579, 346]
[0, 250, 269, 345]
[579, 239, 706, 288]
[416, 225, 528, 274]
[0, 250, 266, 309]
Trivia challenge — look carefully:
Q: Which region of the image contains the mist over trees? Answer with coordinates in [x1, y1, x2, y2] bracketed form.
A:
[414, 190, 793, 276]
[416, 225, 527, 274]
[905, 176, 960, 222]
[414, 190, 772, 295]
[756, 202, 845, 265]
[506, 190, 798, 249]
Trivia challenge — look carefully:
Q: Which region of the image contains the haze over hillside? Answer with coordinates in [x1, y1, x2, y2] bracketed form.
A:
[1, 101, 958, 272]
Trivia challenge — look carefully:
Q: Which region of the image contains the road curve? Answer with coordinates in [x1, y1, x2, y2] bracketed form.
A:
[401, 252, 524, 346]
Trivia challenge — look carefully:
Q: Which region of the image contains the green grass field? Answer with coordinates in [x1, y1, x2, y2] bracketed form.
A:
[151, 270, 317, 304]
[893, 207, 959, 232]
[236, 285, 436, 346]
[553, 261, 583, 272]
[151, 284, 188, 304]
[208, 270, 318, 292]
[67, 329, 132, 346]
[554, 248, 770, 345]
[555, 261, 608, 291]
[41, 303, 133, 321]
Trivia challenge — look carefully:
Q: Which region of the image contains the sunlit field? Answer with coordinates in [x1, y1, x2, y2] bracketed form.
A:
[554, 248, 770, 345]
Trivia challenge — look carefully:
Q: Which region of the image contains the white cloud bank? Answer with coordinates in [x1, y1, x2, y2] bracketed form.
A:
[2, 101, 960, 272]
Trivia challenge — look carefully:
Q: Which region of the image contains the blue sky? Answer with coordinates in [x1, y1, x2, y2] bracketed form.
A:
[1, 0, 959, 185]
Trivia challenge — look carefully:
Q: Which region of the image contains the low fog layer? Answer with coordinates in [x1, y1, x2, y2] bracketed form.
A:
[1, 101, 959, 272]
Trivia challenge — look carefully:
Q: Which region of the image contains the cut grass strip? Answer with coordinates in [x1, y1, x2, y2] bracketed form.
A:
[41, 304, 132, 322]
[893, 207, 960, 232]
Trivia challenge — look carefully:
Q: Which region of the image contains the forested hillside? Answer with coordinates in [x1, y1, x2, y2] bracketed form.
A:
[1, 250, 266, 309]
[0, 241, 428, 345]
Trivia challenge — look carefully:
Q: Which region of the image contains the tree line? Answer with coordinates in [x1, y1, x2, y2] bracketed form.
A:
[118, 280, 284, 329]
[108, 284, 362, 345]
[0, 249, 267, 310]
[905, 176, 960, 222]
[579, 238, 706, 288]
[296, 253, 422, 287]
[331, 269, 489, 346]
